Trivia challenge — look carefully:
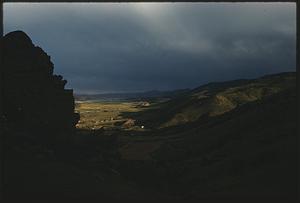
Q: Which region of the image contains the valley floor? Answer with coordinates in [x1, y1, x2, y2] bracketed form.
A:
[3, 73, 297, 200]
[75, 101, 171, 161]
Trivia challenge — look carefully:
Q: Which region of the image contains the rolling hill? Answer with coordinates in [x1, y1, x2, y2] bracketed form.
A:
[119, 72, 297, 199]
[132, 72, 295, 129]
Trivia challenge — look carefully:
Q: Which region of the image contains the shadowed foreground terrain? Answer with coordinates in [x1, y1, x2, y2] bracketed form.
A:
[1, 31, 297, 200]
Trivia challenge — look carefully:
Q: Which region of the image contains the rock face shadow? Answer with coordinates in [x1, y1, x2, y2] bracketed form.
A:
[2, 30, 79, 131]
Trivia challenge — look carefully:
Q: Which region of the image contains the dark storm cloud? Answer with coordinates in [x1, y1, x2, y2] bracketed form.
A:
[4, 3, 296, 93]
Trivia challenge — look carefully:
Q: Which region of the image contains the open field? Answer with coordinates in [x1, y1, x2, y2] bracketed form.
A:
[75, 101, 148, 130]
[75, 101, 167, 161]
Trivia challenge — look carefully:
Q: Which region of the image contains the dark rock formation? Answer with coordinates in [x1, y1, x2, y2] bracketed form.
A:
[2, 30, 79, 130]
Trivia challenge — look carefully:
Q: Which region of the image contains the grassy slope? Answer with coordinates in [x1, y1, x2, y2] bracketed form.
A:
[135, 72, 295, 129]
[149, 86, 297, 198]
[118, 72, 297, 199]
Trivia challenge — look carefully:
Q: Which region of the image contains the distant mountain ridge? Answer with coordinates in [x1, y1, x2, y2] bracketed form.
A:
[74, 89, 190, 102]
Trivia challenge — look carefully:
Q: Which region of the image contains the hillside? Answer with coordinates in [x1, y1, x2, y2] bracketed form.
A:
[120, 76, 297, 199]
[132, 72, 295, 128]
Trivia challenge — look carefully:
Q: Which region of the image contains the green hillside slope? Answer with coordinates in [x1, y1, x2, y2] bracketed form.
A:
[125, 84, 297, 199]
[135, 72, 295, 128]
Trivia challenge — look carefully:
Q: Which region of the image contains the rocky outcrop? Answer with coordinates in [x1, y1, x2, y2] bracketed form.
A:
[122, 119, 135, 129]
[2, 30, 79, 130]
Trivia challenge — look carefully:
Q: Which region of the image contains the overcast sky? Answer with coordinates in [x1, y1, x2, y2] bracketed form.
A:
[4, 3, 296, 94]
